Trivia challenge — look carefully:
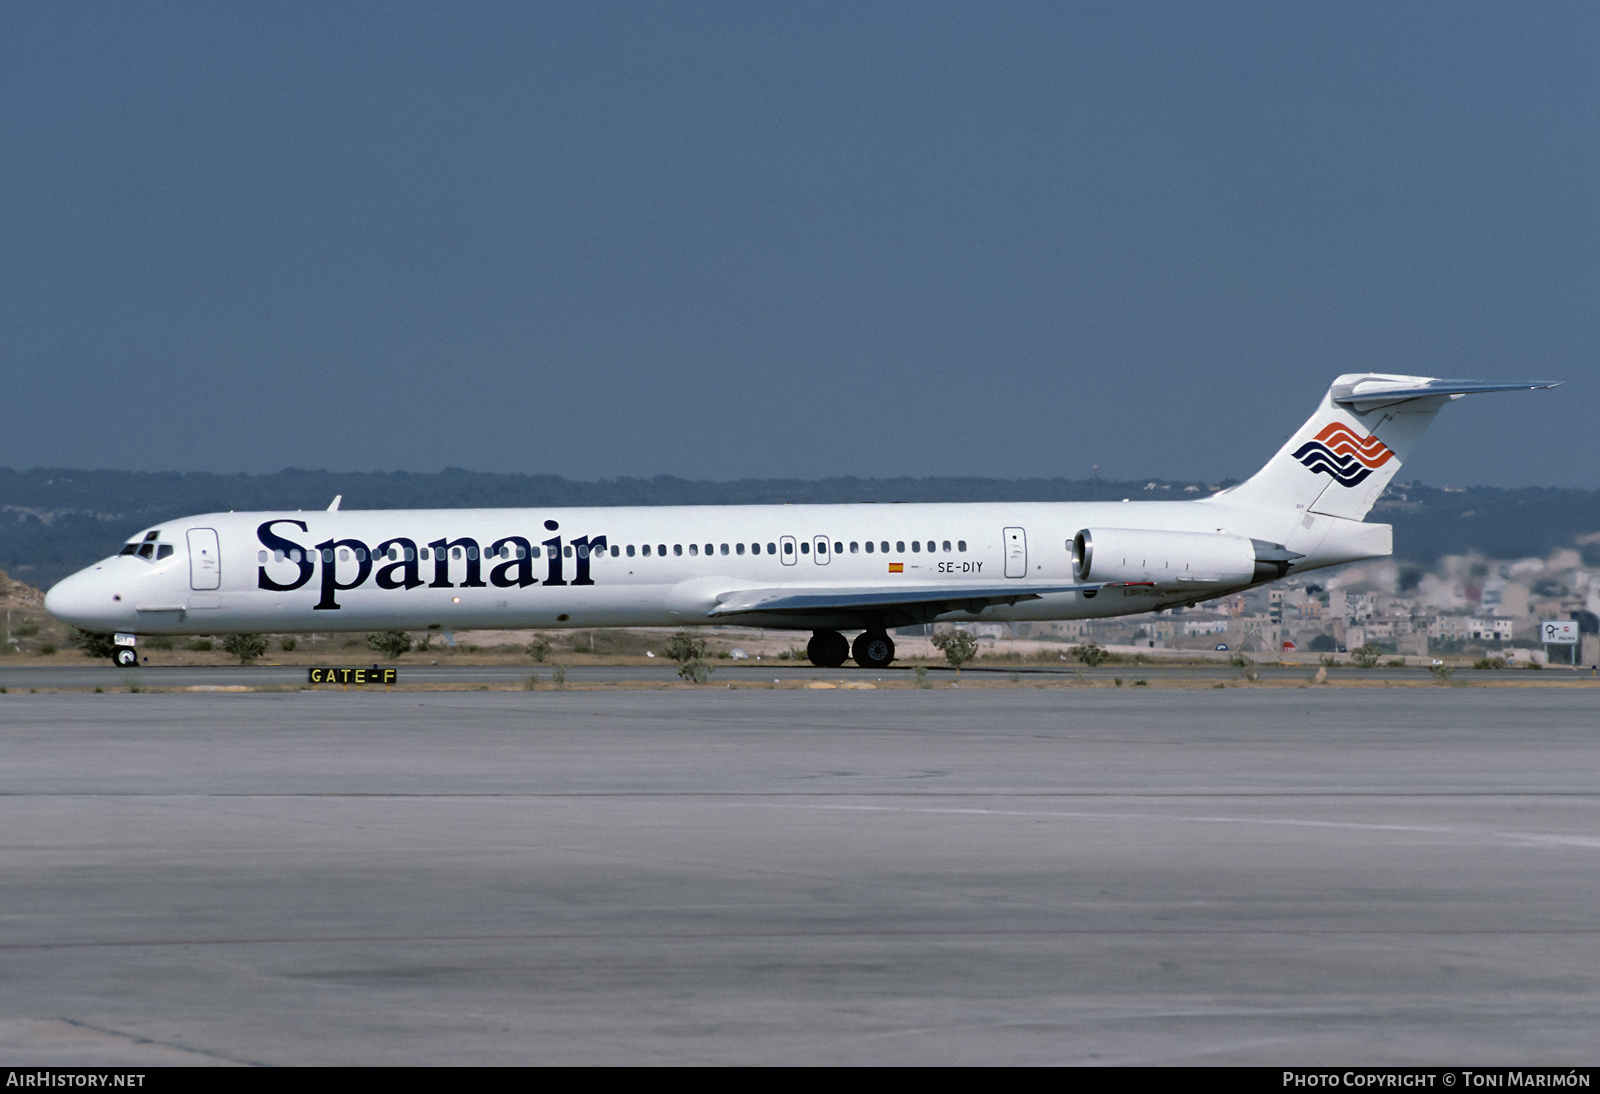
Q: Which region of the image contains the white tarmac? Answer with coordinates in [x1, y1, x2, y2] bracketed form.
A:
[1, 688, 1597, 1065]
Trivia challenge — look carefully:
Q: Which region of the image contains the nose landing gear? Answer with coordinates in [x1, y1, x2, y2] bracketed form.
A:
[113, 647, 139, 669]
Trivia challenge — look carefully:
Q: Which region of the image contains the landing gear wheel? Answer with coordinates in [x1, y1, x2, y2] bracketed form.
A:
[806, 630, 849, 668]
[852, 631, 895, 669]
[113, 647, 138, 668]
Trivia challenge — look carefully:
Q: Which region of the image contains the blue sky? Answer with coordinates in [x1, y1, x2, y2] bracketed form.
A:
[3, 3, 1595, 487]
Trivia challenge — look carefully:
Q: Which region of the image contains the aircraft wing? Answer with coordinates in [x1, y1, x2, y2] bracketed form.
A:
[708, 581, 1106, 619]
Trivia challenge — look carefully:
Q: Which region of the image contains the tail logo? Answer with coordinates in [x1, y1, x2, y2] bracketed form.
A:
[1291, 423, 1394, 487]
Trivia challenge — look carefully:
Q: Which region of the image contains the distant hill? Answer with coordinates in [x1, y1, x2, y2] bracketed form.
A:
[4, 467, 1598, 591]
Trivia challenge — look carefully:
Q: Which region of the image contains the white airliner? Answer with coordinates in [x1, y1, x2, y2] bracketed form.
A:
[46, 374, 1556, 669]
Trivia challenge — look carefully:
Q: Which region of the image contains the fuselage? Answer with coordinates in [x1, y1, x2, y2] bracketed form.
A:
[43, 497, 1389, 637]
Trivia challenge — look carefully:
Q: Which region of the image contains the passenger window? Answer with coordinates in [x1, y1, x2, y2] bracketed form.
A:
[911, 541, 920, 553]
[611, 545, 620, 557]
[530, 546, 541, 558]
[735, 543, 744, 555]
[674, 544, 683, 556]
[720, 543, 729, 555]
[864, 541, 874, 553]
[767, 543, 776, 555]
[783, 541, 793, 555]
[958, 540, 967, 552]
[689, 543, 699, 556]
[800, 542, 810, 554]
[340, 549, 350, 562]
[658, 544, 666, 556]
[627, 545, 636, 557]
[834, 542, 843, 554]
[258, 550, 268, 563]
[705, 544, 713, 556]
[642, 545, 651, 556]
[895, 541, 904, 553]
[942, 541, 951, 552]
[850, 542, 859, 553]
[564, 546, 573, 558]
[926, 541, 935, 552]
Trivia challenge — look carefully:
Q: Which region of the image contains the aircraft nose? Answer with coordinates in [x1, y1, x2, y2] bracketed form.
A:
[45, 568, 115, 630]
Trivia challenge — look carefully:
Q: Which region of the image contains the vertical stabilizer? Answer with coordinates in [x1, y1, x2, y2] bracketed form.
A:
[1206, 374, 1559, 522]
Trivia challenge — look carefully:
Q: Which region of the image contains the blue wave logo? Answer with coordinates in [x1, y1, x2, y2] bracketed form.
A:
[1292, 441, 1376, 487]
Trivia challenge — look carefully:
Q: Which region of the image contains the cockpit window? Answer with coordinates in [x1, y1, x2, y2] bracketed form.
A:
[119, 544, 138, 556]
[143, 531, 161, 542]
[157, 544, 174, 560]
[137, 543, 155, 559]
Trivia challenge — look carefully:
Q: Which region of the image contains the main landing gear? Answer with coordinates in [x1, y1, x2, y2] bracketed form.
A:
[807, 630, 896, 669]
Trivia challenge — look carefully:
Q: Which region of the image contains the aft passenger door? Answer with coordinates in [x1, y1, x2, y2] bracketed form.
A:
[187, 528, 221, 589]
[1003, 527, 1027, 578]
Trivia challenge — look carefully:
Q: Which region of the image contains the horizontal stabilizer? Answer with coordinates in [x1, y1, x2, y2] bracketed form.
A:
[709, 581, 1103, 618]
[1330, 378, 1562, 410]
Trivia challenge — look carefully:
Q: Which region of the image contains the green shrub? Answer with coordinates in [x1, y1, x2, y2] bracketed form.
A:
[914, 664, 930, 688]
[1351, 644, 1382, 669]
[39, 644, 57, 656]
[1473, 657, 1506, 670]
[677, 659, 713, 683]
[1069, 642, 1108, 667]
[527, 636, 551, 662]
[367, 631, 412, 660]
[665, 631, 708, 663]
[149, 636, 175, 650]
[186, 639, 214, 652]
[222, 634, 268, 664]
[278, 636, 297, 651]
[931, 630, 980, 669]
[75, 630, 117, 659]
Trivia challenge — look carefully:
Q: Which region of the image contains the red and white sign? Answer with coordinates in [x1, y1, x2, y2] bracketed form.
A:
[1542, 620, 1578, 645]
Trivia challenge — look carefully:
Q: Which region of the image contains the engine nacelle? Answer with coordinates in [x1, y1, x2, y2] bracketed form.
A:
[1071, 528, 1264, 587]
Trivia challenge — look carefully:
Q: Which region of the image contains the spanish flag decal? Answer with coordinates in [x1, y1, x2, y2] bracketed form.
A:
[888, 562, 904, 573]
